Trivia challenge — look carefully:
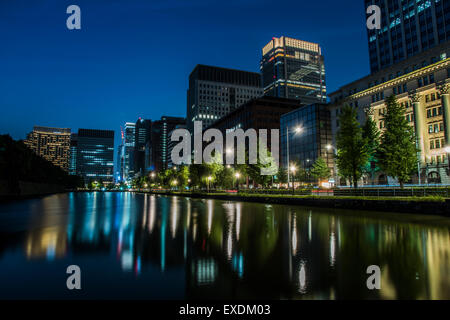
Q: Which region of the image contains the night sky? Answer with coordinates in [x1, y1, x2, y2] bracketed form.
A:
[0, 0, 369, 145]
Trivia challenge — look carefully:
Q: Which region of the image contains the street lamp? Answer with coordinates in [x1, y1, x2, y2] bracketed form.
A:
[235, 172, 240, 191]
[286, 126, 303, 188]
[290, 165, 297, 193]
[326, 144, 338, 187]
[207, 176, 212, 192]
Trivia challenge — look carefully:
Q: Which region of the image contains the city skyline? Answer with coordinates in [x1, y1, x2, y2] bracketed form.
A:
[0, 0, 369, 144]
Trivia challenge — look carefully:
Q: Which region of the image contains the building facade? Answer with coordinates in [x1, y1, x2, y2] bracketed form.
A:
[146, 116, 186, 173]
[123, 122, 135, 181]
[134, 118, 152, 177]
[209, 96, 303, 163]
[24, 126, 71, 172]
[167, 124, 187, 169]
[76, 129, 115, 184]
[187, 64, 263, 133]
[69, 133, 78, 175]
[261, 36, 326, 104]
[329, 51, 450, 185]
[365, 0, 450, 73]
[280, 104, 333, 180]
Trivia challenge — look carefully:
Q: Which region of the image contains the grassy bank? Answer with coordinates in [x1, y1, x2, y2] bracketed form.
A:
[137, 190, 449, 216]
[156, 191, 447, 202]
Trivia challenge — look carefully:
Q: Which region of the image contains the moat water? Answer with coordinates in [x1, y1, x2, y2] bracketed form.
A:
[0, 192, 449, 299]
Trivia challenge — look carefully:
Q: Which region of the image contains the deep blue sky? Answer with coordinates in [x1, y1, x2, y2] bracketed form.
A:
[0, 0, 369, 144]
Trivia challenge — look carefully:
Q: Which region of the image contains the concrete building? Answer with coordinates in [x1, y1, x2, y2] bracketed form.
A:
[209, 96, 303, 163]
[24, 126, 71, 172]
[187, 64, 263, 133]
[329, 47, 450, 185]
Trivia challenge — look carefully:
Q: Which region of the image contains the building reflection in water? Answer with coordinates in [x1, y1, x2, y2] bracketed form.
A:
[16, 192, 450, 299]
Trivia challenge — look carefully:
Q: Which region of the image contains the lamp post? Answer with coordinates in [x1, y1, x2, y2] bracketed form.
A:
[235, 172, 240, 191]
[286, 126, 303, 188]
[207, 176, 212, 192]
[290, 165, 297, 194]
[326, 144, 338, 187]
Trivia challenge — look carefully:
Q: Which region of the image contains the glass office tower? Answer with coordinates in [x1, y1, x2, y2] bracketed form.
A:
[261, 36, 326, 104]
[76, 129, 115, 184]
[366, 0, 450, 73]
[280, 103, 333, 177]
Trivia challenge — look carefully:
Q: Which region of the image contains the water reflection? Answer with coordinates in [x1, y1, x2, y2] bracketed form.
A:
[0, 192, 449, 299]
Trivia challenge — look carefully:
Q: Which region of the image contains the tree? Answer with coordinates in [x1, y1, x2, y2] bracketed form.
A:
[176, 166, 189, 188]
[377, 95, 417, 188]
[217, 166, 234, 189]
[362, 112, 380, 185]
[336, 105, 369, 189]
[245, 143, 277, 188]
[275, 167, 288, 185]
[310, 157, 331, 182]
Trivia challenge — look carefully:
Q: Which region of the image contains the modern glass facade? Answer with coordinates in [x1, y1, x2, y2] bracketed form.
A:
[123, 122, 135, 181]
[76, 129, 115, 184]
[280, 104, 333, 174]
[261, 37, 326, 104]
[366, 0, 450, 73]
[134, 118, 152, 177]
[69, 133, 78, 175]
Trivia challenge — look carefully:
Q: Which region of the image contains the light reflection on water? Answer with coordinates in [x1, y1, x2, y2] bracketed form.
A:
[0, 191, 449, 299]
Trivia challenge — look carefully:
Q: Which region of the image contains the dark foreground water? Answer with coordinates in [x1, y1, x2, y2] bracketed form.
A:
[0, 192, 449, 300]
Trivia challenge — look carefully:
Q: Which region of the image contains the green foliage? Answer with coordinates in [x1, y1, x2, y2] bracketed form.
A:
[216, 166, 234, 189]
[377, 95, 418, 188]
[275, 166, 288, 184]
[336, 105, 369, 188]
[310, 157, 331, 181]
[362, 113, 381, 183]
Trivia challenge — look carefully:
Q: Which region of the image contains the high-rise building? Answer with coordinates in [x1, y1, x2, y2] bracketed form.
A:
[69, 133, 78, 175]
[123, 122, 135, 181]
[117, 143, 124, 183]
[24, 126, 71, 172]
[147, 116, 186, 172]
[187, 64, 263, 133]
[134, 118, 152, 177]
[167, 124, 188, 169]
[76, 129, 115, 184]
[261, 36, 326, 103]
[365, 0, 450, 73]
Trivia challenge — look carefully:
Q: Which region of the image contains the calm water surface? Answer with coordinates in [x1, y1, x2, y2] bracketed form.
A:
[0, 192, 449, 299]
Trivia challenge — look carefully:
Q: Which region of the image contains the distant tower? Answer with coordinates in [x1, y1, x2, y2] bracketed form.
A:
[24, 126, 71, 171]
[260, 36, 326, 103]
[186, 64, 263, 133]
